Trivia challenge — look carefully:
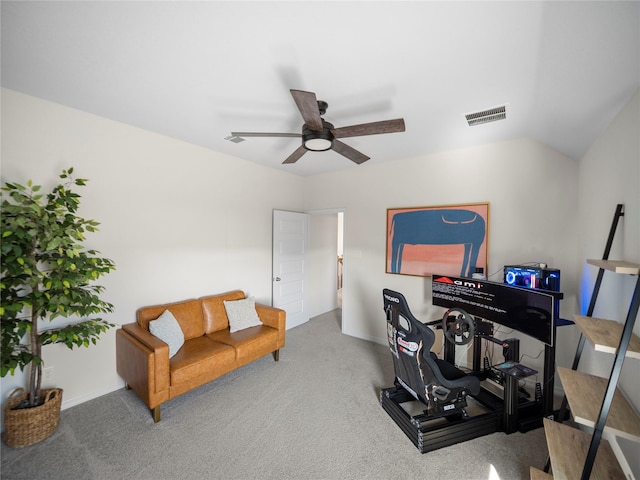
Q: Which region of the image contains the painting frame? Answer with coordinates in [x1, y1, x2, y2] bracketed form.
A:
[386, 203, 489, 277]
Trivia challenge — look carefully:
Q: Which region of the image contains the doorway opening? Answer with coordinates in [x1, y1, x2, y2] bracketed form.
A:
[308, 209, 345, 329]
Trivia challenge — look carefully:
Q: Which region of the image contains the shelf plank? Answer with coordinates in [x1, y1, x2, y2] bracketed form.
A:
[530, 466, 554, 480]
[544, 418, 625, 480]
[574, 315, 640, 359]
[558, 367, 640, 442]
[587, 259, 640, 275]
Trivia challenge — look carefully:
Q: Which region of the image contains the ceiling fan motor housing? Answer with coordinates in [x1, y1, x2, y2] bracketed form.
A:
[302, 120, 334, 151]
[316, 100, 328, 115]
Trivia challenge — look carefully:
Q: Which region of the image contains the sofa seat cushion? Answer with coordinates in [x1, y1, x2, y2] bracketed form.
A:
[170, 336, 236, 385]
[207, 325, 279, 362]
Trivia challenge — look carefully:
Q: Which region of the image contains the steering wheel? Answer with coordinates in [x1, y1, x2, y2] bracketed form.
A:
[442, 308, 475, 345]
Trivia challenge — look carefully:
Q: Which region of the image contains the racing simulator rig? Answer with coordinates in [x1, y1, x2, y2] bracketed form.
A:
[380, 272, 563, 453]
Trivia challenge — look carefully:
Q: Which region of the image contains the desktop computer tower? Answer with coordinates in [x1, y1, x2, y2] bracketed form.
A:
[503, 265, 560, 292]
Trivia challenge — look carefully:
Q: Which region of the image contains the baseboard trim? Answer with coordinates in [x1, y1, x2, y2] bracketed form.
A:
[61, 382, 124, 411]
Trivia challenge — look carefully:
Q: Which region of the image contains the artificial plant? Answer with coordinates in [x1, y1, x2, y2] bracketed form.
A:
[1, 168, 116, 408]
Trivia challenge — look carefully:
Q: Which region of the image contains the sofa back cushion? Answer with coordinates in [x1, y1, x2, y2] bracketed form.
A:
[201, 290, 245, 334]
[137, 299, 205, 341]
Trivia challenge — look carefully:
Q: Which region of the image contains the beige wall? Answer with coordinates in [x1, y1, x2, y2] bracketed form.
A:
[303, 137, 581, 371]
[0, 88, 304, 412]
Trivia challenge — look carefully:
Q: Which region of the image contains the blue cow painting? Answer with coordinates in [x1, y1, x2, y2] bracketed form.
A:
[387, 207, 487, 276]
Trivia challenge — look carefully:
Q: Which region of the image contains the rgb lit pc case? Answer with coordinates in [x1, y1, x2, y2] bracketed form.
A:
[503, 265, 560, 292]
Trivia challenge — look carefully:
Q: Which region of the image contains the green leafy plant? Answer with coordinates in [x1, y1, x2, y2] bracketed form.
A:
[1, 168, 116, 408]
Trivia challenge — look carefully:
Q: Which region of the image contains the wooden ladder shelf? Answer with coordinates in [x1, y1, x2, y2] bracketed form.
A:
[538, 204, 640, 479]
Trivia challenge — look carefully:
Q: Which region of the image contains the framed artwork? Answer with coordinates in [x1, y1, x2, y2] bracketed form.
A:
[386, 203, 489, 277]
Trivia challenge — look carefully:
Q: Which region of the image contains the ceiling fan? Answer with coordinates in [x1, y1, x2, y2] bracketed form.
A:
[230, 89, 405, 165]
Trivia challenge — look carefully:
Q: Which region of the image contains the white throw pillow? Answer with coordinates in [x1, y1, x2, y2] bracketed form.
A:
[223, 297, 263, 333]
[149, 309, 185, 358]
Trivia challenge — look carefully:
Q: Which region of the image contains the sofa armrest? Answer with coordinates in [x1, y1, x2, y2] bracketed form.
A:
[255, 303, 286, 351]
[116, 323, 170, 408]
[255, 304, 286, 331]
[122, 322, 168, 352]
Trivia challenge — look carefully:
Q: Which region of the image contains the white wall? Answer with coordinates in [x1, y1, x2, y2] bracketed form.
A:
[0, 88, 304, 418]
[576, 89, 640, 475]
[303, 137, 582, 378]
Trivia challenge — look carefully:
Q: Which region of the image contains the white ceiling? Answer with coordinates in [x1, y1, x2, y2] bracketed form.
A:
[2, 1, 639, 176]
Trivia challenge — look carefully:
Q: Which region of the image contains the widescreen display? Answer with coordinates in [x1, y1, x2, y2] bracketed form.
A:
[432, 275, 556, 346]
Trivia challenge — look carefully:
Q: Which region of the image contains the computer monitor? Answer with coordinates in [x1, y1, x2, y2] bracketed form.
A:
[432, 275, 556, 346]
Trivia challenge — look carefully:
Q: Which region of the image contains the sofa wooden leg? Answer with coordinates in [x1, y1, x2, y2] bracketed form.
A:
[152, 406, 161, 423]
[273, 349, 280, 361]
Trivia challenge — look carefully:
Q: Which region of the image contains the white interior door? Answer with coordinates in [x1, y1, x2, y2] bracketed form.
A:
[273, 210, 309, 330]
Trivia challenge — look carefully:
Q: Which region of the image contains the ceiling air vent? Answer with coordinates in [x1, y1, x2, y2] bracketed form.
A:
[224, 135, 245, 143]
[465, 105, 506, 126]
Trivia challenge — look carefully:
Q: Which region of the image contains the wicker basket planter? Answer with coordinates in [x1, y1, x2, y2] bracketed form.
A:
[2, 388, 63, 448]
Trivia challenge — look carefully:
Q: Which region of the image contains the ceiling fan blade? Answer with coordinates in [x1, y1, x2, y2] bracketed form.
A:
[230, 132, 300, 138]
[332, 118, 405, 138]
[283, 144, 308, 164]
[331, 139, 370, 165]
[290, 89, 323, 131]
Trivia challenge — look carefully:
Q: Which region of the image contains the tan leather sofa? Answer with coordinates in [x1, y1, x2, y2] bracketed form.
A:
[115, 291, 285, 422]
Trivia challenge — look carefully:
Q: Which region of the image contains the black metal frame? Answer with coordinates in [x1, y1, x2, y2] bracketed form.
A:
[380, 385, 503, 453]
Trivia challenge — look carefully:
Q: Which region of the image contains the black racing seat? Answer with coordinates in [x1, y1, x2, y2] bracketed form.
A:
[383, 288, 480, 418]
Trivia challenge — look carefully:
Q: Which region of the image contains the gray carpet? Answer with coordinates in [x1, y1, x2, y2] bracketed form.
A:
[1, 310, 547, 479]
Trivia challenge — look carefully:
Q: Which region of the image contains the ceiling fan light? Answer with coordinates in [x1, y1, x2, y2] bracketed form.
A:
[302, 125, 334, 151]
[304, 137, 333, 151]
